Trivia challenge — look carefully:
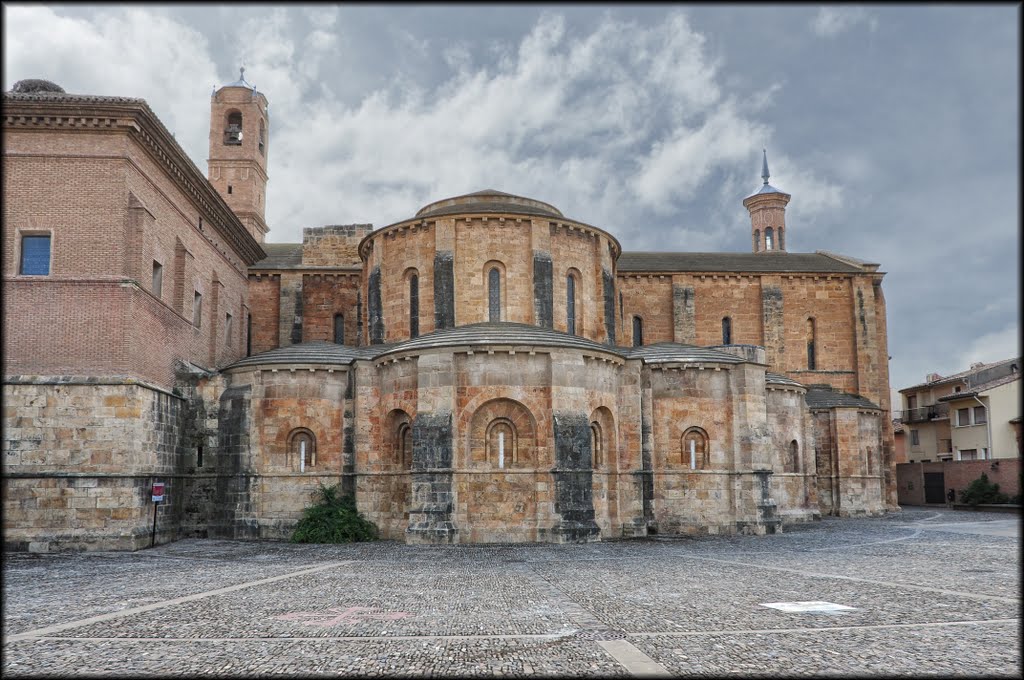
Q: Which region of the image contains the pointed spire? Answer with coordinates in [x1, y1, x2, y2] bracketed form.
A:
[239, 66, 245, 80]
[761, 149, 770, 185]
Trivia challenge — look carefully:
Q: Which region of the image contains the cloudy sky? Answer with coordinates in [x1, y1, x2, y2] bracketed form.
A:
[4, 4, 1019, 402]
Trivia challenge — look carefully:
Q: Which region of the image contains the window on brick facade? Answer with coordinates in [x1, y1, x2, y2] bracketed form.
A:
[225, 312, 233, 346]
[246, 312, 252, 356]
[754, 229, 760, 252]
[910, 429, 920, 446]
[765, 227, 774, 250]
[488, 267, 501, 322]
[227, 185, 233, 194]
[566, 273, 577, 335]
[973, 406, 987, 424]
[591, 422, 603, 468]
[193, 291, 202, 328]
[152, 261, 163, 298]
[409, 273, 420, 339]
[807, 318, 817, 370]
[486, 418, 517, 469]
[957, 408, 970, 427]
[681, 427, 709, 469]
[19, 234, 51, 275]
[258, 119, 266, 155]
[333, 314, 345, 345]
[632, 316, 643, 347]
[722, 316, 732, 345]
[787, 440, 800, 473]
[288, 428, 316, 469]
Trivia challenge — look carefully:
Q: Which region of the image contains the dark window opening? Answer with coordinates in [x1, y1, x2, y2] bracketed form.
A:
[807, 318, 817, 370]
[632, 316, 643, 347]
[722, 317, 732, 345]
[488, 268, 501, 322]
[197, 445, 204, 468]
[765, 227, 774, 250]
[567, 274, 576, 335]
[246, 313, 252, 356]
[227, 185, 233, 195]
[409, 274, 419, 338]
[224, 111, 242, 145]
[19, 234, 51, 275]
[333, 313, 345, 344]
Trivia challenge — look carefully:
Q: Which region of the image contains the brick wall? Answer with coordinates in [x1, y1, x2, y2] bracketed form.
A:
[896, 458, 1021, 506]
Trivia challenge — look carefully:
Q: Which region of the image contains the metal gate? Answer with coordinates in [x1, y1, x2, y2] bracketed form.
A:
[924, 472, 946, 504]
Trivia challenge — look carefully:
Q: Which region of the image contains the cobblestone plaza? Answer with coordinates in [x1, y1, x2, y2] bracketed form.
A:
[3, 508, 1020, 677]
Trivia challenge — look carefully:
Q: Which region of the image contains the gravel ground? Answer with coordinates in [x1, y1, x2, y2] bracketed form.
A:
[2, 507, 1020, 677]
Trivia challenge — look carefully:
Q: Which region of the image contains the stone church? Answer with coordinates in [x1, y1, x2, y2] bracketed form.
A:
[2, 74, 895, 551]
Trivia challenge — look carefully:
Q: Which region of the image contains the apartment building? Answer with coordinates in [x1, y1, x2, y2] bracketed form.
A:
[897, 357, 1021, 462]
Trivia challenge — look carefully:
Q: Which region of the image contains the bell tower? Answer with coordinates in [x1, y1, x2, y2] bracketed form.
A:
[742, 150, 790, 253]
[208, 67, 270, 243]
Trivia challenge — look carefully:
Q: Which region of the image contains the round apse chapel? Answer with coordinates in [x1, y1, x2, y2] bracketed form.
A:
[358, 190, 622, 345]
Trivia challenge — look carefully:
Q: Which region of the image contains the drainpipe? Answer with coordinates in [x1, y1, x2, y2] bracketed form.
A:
[969, 395, 992, 460]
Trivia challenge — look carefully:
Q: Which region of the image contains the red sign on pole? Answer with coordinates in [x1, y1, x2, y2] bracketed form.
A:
[152, 482, 165, 502]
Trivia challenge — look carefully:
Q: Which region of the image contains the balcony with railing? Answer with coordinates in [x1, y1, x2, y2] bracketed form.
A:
[896, 403, 950, 423]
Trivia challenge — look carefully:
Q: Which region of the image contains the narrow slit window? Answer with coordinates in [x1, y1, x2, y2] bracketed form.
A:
[193, 291, 202, 328]
[632, 316, 643, 347]
[567, 274, 576, 335]
[488, 268, 501, 322]
[807, 318, 817, 370]
[334, 313, 345, 344]
[765, 227, 774, 250]
[722, 317, 732, 345]
[409, 274, 419, 338]
[246, 312, 252, 356]
[152, 261, 163, 298]
[225, 312, 233, 346]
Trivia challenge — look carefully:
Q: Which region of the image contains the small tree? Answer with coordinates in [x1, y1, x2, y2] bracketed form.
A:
[958, 473, 1010, 506]
[291, 484, 379, 543]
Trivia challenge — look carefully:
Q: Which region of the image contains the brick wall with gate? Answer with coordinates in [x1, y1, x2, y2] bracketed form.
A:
[897, 458, 1020, 506]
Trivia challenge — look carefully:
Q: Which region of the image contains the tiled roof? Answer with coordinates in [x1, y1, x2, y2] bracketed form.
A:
[804, 385, 880, 410]
[226, 341, 383, 369]
[620, 342, 744, 364]
[379, 322, 617, 356]
[616, 251, 865, 274]
[900, 356, 1021, 392]
[937, 371, 1021, 401]
[415, 201, 562, 219]
[251, 243, 303, 268]
[766, 372, 805, 389]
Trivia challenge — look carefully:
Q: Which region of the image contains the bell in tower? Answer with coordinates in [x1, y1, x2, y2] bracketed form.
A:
[208, 67, 270, 243]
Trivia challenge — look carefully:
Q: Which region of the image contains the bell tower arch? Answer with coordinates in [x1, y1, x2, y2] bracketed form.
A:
[208, 67, 270, 243]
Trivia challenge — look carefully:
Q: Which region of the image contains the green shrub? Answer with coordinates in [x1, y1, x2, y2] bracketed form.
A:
[291, 484, 378, 543]
[958, 473, 1010, 506]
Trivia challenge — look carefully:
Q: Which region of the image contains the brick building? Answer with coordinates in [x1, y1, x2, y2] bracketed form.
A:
[3, 77, 896, 550]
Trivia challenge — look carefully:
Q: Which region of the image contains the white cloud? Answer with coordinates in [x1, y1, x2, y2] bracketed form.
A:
[958, 324, 1021, 368]
[810, 7, 878, 37]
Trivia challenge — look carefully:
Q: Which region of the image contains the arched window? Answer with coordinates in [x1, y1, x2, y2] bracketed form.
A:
[258, 119, 266, 155]
[591, 422, 602, 468]
[409, 272, 419, 338]
[778, 226, 784, 250]
[787, 440, 799, 473]
[398, 422, 413, 469]
[224, 111, 243, 145]
[488, 267, 501, 322]
[485, 418, 517, 468]
[288, 428, 316, 469]
[632, 316, 643, 347]
[807, 318, 817, 370]
[765, 227, 774, 251]
[333, 313, 344, 345]
[722, 316, 732, 344]
[681, 427, 710, 469]
[566, 273, 577, 335]
[753, 229, 760, 252]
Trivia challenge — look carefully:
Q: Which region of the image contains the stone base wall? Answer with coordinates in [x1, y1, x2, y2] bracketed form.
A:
[3, 380, 186, 551]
